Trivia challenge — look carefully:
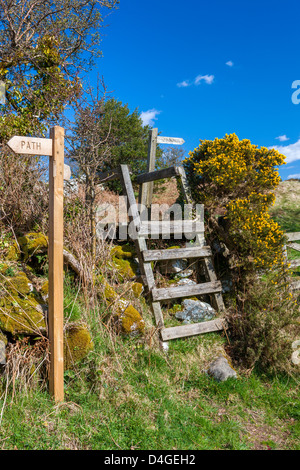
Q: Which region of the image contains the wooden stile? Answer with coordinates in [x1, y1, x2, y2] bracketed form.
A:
[113, 163, 226, 341]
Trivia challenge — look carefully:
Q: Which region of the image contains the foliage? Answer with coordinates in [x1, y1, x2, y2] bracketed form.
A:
[70, 95, 163, 186]
[0, 152, 48, 233]
[160, 145, 185, 168]
[184, 133, 287, 278]
[0, 321, 299, 449]
[227, 272, 299, 373]
[0, 0, 119, 140]
[184, 134, 299, 372]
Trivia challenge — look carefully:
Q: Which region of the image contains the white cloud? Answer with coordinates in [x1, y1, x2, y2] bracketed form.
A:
[177, 80, 190, 88]
[177, 74, 215, 88]
[140, 109, 161, 127]
[194, 74, 214, 85]
[270, 139, 300, 164]
[288, 173, 300, 179]
[275, 135, 289, 142]
[226, 61, 234, 67]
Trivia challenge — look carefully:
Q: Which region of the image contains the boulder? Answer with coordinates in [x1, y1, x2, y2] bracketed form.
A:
[100, 275, 145, 337]
[0, 330, 7, 365]
[0, 270, 46, 335]
[207, 354, 237, 382]
[110, 244, 139, 280]
[64, 323, 94, 370]
[175, 298, 216, 324]
[17, 232, 48, 261]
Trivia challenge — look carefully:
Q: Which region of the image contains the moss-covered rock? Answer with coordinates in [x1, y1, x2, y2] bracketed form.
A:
[131, 282, 144, 298]
[64, 323, 94, 370]
[117, 303, 145, 336]
[98, 275, 145, 336]
[110, 244, 138, 280]
[0, 329, 7, 345]
[0, 270, 46, 335]
[40, 280, 49, 301]
[17, 232, 48, 261]
[6, 244, 20, 261]
[0, 263, 9, 275]
[3, 271, 34, 295]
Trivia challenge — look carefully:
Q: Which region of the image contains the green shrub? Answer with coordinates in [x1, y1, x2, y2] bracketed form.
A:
[184, 134, 299, 372]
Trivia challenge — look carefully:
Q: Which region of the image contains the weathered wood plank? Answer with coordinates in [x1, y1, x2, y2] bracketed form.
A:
[136, 166, 180, 184]
[139, 220, 204, 236]
[142, 246, 212, 262]
[291, 280, 300, 290]
[176, 166, 193, 204]
[140, 128, 158, 208]
[286, 232, 300, 242]
[191, 231, 225, 312]
[152, 281, 222, 301]
[290, 259, 300, 268]
[161, 318, 224, 341]
[287, 242, 300, 253]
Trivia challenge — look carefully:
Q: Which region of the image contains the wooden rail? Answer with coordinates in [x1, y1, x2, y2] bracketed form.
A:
[286, 232, 300, 269]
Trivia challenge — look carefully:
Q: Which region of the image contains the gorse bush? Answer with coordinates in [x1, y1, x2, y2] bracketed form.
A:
[184, 133, 287, 277]
[184, 134, 299, 372]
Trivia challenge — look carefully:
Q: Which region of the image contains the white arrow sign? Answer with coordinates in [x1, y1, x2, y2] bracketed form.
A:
[157, 136, 185, 145]
[7, 135, 71, 180]
[7, 135, 53, 156]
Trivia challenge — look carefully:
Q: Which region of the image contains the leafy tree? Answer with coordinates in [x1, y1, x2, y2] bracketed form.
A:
[0, 0, 118, 235]
[160, 146, 185, 168]
[69, 92, 163, 257]
[0, 0, 119, 140]
[70, 95, 163, 184]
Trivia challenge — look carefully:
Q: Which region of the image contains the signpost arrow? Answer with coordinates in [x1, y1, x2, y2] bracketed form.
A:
[7, 135, 71, 181]
[7, 135, 53, 156]
[157, 136, 185, 145]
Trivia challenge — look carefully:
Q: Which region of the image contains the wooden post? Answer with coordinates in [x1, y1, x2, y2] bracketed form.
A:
[48, 126, 64, 402]
[140, 128, 158, 209]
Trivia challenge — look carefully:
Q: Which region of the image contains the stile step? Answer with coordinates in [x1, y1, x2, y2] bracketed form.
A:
[152, 281, 222, 301]
[138, 220, 204, 237]
[142, 246, 212, 262]
[161, 318, 225, 341]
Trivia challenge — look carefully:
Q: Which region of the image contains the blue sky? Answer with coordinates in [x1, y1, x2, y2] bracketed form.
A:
[85, 0, 300, 180]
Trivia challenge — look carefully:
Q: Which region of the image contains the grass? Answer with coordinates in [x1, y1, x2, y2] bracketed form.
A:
[269, 180, 300, 233]
[0, 179, 299, 451]
[0, 316, 299, 450]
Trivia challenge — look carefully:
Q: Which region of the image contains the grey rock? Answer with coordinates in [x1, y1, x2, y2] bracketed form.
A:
[0, 340, 6, 365]
[176, 278, 197, 286]
[207, 355, 237, 382]
[175, 298, 216, 324]
[221, 279, 233, 293]
[159, 258, 188, 274]
[175, 269, 194, 278]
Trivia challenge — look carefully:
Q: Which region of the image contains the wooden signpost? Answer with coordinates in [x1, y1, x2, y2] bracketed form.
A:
[140, 128, 185, 210]
[7, 127, 66, 402]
